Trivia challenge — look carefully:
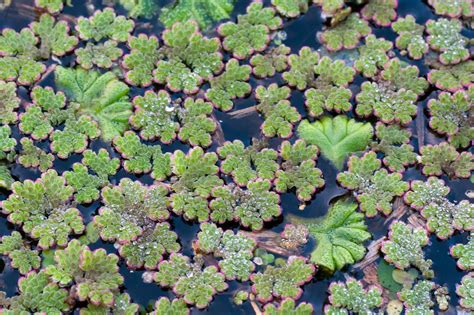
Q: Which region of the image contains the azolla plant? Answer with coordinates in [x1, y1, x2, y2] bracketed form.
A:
[0, 0, 472, 314]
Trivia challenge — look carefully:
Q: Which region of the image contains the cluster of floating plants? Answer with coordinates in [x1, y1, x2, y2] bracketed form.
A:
[0, 0, 472, 313]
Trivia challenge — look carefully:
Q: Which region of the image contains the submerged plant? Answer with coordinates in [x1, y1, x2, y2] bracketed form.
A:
[275, 140, 324, 202]
[154, 253, 228, 308]
[372, 123, 417, 172]
[218, 140, 278, 186]
[255, 84, 301, 138]
[325, 278, 383, 314]
[399, 280, 435, 315]
[154, 21, 223, 94]
[0, 231, 40, 275]
[291, 198, 370, 272]
[451, 233, 474, 271]
[250, 44, 290, 78]
[457, 273, 474, 310]
[1, 170, 84, 249]
[381, 221, 433, 278]
[46, 240, 123, 306]
[196, 223, 256, 281]
[318, 13, 371, 51]
[392, 15, 428, 59]
[218, 2, 282, 59]
[426, 18, 469, 65]
[160, 0, 235, 30]
[356, 58, 428, 124]
[250, 256, 315, 303]
[55, 66, 132, 141]
[428, 90, 473, 148]
[419, 142, 473, 178]
[298, 115, 373, 170]
[338, 151, 408, 217]
[404, 177, 474, 239]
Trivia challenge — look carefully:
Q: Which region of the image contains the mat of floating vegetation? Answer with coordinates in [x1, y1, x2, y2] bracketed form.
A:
[0, 0, 472, 313]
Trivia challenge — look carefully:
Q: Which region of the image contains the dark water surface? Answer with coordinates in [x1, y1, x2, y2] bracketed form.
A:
[0, 0, 472, 313]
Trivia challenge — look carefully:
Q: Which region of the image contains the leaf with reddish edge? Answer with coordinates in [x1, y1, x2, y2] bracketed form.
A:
[205, 59, 251, 111]
[337, 151, 408, 217]
[94, 178, 170, 244]
[318, 13, 371, 52]
[177, 98, 216, 148]
[426, 18, 469, 65]
[325, 278, 382, 314]
[129, 90, 179, 143]
[119, 222, 180, 270]
[398, 280, 435, 314]
[150, 297, 189, 315]
[275, 140, 324, 202]
[381, 221, 433, 278]
[218, 139, 278, 187]
[154, 21, 223, 94]
[256, 84, 301, 138]
[0, 81, 20, 124]
[250, 256, 315, 303]
[451, 233, 474, 271]
[419, 142, 473, 179]
[404, 177, 474, 239]
[427, 61, 474, 93]
[263, 298, 313, 314]
[1, 271, 69, 313]
[427, 90, 473, 148]
[250, 44, 290, 78]
[361, 0, 398, 27]
[218, 2, 282, 59]
[122, 34, 159, 87]
[457, 273, 474, 310]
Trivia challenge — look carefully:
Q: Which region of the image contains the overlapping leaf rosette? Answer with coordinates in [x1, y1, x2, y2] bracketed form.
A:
[404, 177, 474, 239]
[1, 170, 84, 249]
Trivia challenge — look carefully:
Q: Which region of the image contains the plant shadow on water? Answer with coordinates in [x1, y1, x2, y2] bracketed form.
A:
[0, 0, 472, 313]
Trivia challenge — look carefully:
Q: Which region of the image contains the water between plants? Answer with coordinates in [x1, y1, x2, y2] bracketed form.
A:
[0, 0, 472, 313]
